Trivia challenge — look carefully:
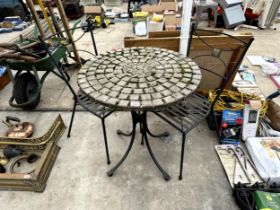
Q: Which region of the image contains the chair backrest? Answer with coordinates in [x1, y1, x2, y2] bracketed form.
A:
[187, 26, 254, 141]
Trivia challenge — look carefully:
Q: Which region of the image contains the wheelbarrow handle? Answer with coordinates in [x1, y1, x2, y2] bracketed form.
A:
[0, 43, 17, 49]
[0, 54, 37, 63]
[6, 116, 21, 123]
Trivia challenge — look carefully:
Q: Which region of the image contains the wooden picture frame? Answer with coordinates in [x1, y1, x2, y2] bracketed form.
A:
[124, 32, 253, 90]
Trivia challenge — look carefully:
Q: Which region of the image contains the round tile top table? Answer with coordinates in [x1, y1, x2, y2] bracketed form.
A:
[78, 47, 201, 111]
[77, 47, 202, 181]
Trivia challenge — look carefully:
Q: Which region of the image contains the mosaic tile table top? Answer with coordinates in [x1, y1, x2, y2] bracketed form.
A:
[78, 47, 202, 111]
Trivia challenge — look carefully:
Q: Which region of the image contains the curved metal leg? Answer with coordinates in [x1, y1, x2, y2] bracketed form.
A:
[107, 112, 136, 177]
[145, 113, 169, 138]
[140, 123, 144, 145]
[116, 129, 133, 136]
[146, 125, 169, 138]
[179, 133, 186, 180]
[143, 113, 171, 181]
[101, 118, 111, 165]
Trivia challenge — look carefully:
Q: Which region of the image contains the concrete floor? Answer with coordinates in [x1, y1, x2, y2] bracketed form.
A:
[0, 112, 237, 210]
[0, 7, 280, 209]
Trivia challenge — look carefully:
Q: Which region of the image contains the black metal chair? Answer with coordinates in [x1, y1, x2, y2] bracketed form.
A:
[152, 27, 254, 180]
[153, 93, 210, 180]
[63, 20, 113, 165]
[67, 90, 115, 164]
[37, 24, 113, 164]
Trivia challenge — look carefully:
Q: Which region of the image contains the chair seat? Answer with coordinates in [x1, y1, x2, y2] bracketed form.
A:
[77, 90, 114, 119]
[153, 94, 211, 133]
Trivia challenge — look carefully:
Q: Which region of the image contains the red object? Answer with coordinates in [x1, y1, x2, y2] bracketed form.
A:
[245, 8, 260, 20]
[236, 118, 243, 125]
[222, 122, 228, 128]
[243, 98, 250, 104]
[271, 75, 280, 89]
[217, 6, 223, 15]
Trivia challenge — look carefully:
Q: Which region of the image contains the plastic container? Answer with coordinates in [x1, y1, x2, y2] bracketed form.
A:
[147, 17, 164, 32]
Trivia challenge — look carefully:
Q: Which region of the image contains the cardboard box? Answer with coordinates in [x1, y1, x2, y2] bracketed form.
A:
[164, 14, 176, 25]
[164, 14, 181, 31]
[164, 14, 176, 31]
[160, 0, 176, 2]
[0, 71, 10, 91]
[141, 1, 176, 14]
[175, 17, 182, 25]
[141, 5, 164, 14]
[148, 17, 164, 32]
[160, 2, 176, 11]
[165, 25, 176, 31]
[267, 100, 280, 131]
[84, 5, 102, 14]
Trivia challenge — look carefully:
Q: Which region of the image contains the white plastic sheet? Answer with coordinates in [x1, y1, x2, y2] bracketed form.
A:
[246, 137, 280, 184]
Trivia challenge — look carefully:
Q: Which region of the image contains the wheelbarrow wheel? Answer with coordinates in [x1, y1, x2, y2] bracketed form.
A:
[14, 73, 40, 110]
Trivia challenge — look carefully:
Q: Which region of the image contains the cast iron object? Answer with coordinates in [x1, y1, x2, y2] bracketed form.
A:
[27, 154, 40, 164]
[0, 164, 6, 173]
[3, 146, 23, 159]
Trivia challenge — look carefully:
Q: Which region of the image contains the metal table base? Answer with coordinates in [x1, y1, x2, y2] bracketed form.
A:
[107, 111, 171, 181]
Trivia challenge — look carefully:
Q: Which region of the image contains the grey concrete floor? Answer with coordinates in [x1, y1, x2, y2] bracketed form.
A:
[0, 112, 237, 210]
[0, 7, 280, 209]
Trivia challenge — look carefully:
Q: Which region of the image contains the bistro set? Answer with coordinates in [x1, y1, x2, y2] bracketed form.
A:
[41, 28, 252, 181]
[67, 47, 209, 181]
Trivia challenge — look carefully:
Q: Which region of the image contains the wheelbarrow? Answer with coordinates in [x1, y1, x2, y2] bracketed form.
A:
[0, 42, 69, 110]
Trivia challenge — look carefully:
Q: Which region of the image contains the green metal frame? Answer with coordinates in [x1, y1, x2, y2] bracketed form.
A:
[1, 44, 67, 108]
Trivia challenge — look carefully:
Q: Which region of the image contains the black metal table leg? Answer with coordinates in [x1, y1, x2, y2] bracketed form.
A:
[117, 113, 169, 139]
[142, 112, 171, 181]
[145, 116, 169, 138]
[140, 122, 144, 145]
[108, 111, 171, 181]
[107, 112, 137, 176]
